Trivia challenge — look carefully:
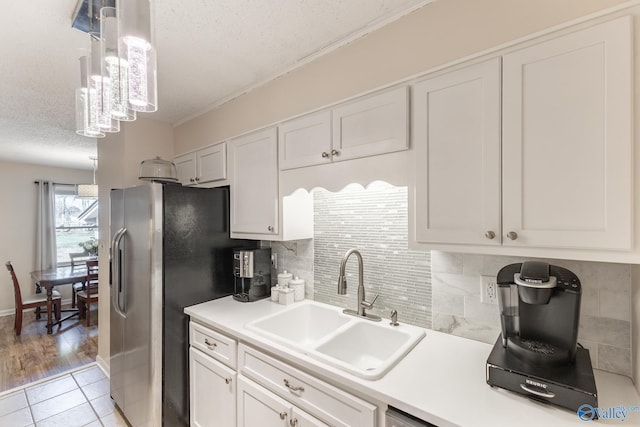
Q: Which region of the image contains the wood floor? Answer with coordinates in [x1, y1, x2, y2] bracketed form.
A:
[0, 304, 98, 393]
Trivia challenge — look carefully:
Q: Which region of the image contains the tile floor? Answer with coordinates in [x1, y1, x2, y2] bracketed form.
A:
[0, 364, 128, 426]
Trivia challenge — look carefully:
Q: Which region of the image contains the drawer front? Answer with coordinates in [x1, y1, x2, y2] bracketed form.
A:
[238, 344, 376, 427]
[190, 321, 237, 369]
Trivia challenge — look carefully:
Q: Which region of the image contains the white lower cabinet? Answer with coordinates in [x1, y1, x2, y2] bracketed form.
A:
[189, 323, 377, 427]
[238, 344, 377, 427]
[237, 375, 328, 427]
[189, 347, 237, 427]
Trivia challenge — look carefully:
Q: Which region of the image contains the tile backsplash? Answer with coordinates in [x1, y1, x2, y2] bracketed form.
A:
[267, 184, 632, 378]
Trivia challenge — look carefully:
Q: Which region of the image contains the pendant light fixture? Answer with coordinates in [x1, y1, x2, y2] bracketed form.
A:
[73, 0, 156, 138]
[116, 0, 157, 112]
[90, 36, 120, 133]
[75, 55, 105, 138]
[78, 157, 99, 198]
[101, 6, 136, 121]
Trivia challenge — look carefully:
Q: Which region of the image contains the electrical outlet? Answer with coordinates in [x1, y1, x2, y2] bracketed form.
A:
[480, 275, 498, 305]
[271, 254, 277, 269]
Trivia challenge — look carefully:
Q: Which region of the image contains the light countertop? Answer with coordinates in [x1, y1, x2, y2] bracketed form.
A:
[185, 297, 640, 427]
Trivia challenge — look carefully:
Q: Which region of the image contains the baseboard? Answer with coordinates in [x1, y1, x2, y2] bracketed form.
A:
[0, 298, 74, 317]
[96, 355, 110, 378]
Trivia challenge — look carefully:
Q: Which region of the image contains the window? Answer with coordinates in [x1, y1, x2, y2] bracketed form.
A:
[54, 184, 98, 265]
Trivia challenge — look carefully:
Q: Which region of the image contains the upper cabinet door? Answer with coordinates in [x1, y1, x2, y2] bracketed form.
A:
[229, 128, 279, 236]
[413, 58, 502, 245]
[279, 110, 331, 170]
[174, 152, 196, 185]
[332, 86, 409, 161]
[502, 16, 632, 250]
[197, 142, 227, 184]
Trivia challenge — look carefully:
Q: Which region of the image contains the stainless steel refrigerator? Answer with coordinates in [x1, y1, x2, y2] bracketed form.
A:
[110, 183, 256, 427]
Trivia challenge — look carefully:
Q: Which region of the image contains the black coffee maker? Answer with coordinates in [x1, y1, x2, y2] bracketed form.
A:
[486, 261, 597, 412]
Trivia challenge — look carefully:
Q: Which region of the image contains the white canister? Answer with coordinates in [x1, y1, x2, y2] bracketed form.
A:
[289, 276, 305, 301]
[270, 285, 280, 302]
[277, 270, 293, 287]
[278, 287, 294, 305]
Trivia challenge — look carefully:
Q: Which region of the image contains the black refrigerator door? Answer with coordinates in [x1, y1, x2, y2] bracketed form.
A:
[161, 185, 257, 427]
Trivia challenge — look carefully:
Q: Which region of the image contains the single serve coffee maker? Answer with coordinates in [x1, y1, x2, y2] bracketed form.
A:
[486, 261, 597, 412]
[233, 248, 271, 302]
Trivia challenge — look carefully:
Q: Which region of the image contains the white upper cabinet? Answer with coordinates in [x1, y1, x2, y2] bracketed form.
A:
[279, 110, 332, 170]
[413, 58, 502, 246]
[229, 128, 279, 237]
[502, 16, 632, 250]
[278, 86, 409, 170]
[175, 142, 227, 186]
[413, 16, 632, 258]
[332, 86, 409, 162]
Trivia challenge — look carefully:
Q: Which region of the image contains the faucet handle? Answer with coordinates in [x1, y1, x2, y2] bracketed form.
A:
[390, 309, 399, 326]
[361, 293, 379, 309]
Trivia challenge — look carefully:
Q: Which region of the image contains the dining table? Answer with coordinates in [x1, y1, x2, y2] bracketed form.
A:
[30, 265, 91, 334]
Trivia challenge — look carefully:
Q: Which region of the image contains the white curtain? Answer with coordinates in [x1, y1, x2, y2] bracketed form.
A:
[36, 181, 57, 270]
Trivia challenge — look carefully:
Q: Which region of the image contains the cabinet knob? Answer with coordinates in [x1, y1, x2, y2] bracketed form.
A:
[331, 149, 340, 157]
[321, 151, 330, 158]
[485, 231, 495, 240]
[267, 226, 274, 232]
[279, 412, 288, 420]
[506, 231, 518, 240]
[189, 178, 195, 183]
[290, 418, 298, 427]
[194, 177, 200, 182]
[225, 377, 232, 384]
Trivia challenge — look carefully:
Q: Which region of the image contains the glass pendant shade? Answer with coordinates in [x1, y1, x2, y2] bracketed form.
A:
[90, 36, 120, 133]
[101, 7, 136, 121]
[78, 157, 99, 198]
[116, 0, 157, 112]
[75, 55, 105, 138]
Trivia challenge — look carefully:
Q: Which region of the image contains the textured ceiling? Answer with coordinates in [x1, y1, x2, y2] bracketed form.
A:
[0, 0, 429, 170]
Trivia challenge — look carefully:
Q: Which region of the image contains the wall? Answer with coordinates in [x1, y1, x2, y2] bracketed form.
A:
[174, 0, 628, 153]
[97, 118, 174, 371]
[0, 160, 91, 314]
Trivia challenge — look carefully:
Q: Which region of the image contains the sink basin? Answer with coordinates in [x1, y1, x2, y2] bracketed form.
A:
[245, 301, 425, 380]
[246, 302, 350, 347]
[314, 321, 425, 379]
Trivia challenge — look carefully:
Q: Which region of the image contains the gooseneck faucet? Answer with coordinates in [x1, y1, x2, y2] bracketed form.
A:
[337, 248, 381, 321]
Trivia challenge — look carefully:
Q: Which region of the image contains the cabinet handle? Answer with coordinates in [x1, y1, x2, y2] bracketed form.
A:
[485, 231, 495, 240]
[331, 149, 340, 157]
[506, 231, 518, 240]
[225, 377, 232, 384]
[283, 379, 304, 392]
[204, 339, 217, 349]
[321, 151, 330, 158]
[279, 412, 288, 420]
[290, 418, 298, 427]
[267, 225, 274, 232]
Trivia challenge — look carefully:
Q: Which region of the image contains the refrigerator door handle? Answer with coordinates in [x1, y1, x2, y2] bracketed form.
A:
[111, 227, 127, 317]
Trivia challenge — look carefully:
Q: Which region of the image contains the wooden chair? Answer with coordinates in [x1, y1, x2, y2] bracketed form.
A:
[69, 252, 92, 308]
[77, 260, 98, 327]
[5, 261, 61, 335]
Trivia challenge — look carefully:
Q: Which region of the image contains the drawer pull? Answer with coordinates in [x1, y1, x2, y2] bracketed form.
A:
[279, 411, 288, 420]
[204, 339, 217, 349]
[283, 379, 304, 393]
[225, 377, 232, 385]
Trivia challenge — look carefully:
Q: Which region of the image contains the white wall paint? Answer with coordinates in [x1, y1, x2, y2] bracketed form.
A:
[0, 160, 91, 314]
